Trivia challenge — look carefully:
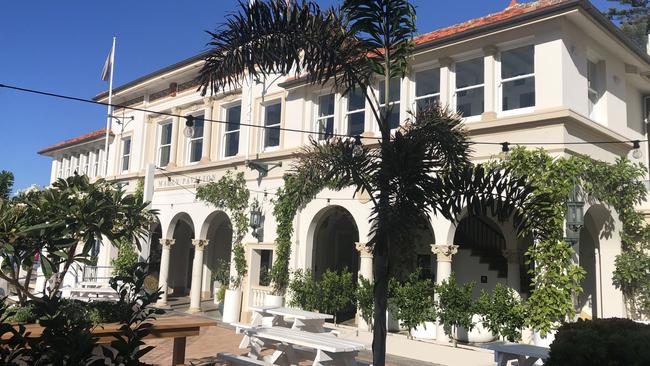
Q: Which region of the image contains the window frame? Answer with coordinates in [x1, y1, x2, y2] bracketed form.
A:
[497, 44, 536, 115]
[343, 87, 367, 137]
[81, 152, 89, 175]
[376, 77, 403, 132]
[63, 157, 70, 177]
[412, 65, 442, 113]
[56, 157, 63, 179]
[314, 92, 336, 141]
[261, 99, 282, 152]
[587, 59, 600, 120]
[121, 136, 132, 173]
[157, 120, 173, 168]
[452, 55, 485, 121]
[186, 112, 205, 165]
[92, 150, 101, 177]
[221, 101, 242, 159]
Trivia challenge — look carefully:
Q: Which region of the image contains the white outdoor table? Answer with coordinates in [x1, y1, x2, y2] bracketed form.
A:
[249, 306, 333, 333]
[236, 324, 367, 366]
[481, 342, 549, 366]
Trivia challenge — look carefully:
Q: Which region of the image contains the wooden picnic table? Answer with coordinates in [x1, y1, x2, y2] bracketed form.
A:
[249, 306, 333, 333]
[6, 315, 216, 366]
[236, 324, 367, 366]
[481, 342, 549, 366]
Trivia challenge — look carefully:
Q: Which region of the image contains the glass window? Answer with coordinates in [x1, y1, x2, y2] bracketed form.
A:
[587, 60, 600, 119]
[188, 114, 204, 163]
[378, 78, 401, 129]
[158, 121, 172, 167]
[456, 57, 484, 117]
[93, 150, 101, 177]
[224, 104, 241, 157]
[346, 88, 365, 136]
[415, 68, 441, 110]
[263, 102, 281, 149]
[316, 94, 335, 140]
[82, 153, 89, 175]
[501, 45, 535, 111]
[121, 137, 131, 172]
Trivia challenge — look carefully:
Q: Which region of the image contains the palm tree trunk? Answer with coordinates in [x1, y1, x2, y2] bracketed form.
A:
[372, 250, 389, 366]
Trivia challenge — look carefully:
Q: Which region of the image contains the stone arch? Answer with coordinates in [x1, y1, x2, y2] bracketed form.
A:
[165, 212, 195, 239]
[168, 212, 195, 296]
[199, 211, 233, 297]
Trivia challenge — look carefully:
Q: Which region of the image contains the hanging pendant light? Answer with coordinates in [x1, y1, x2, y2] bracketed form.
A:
[183, 115, 196, 138]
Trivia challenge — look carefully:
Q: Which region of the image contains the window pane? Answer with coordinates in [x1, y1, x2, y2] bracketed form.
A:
[416, 95, 440, 111]
[347, 111, 365, 135]
[381, 106, 400, 130]
[190, 140, 202, 162]
[456, 58, 484, 88]
[159, 146, 170, 167]
[416, 68, 440, 97]
[193, 115, 204, 138]
[226, 105, 241, 131]
[379, 78, 401, 104]
[122, 156, 129, 171]
[501, 45, 534, 79]
[123, 139, 131, 155]
[503, 77, 535, 111]
[225, 131, 239, 157]
[457, 88, 484, 117]
[265, 103, 281, 126]
[318, 94, 335, 117]
[161, 123, 172, 144]
[265, 127, 280, 147]
[348, 88, 365, 111]
[317, 117, 334, 140]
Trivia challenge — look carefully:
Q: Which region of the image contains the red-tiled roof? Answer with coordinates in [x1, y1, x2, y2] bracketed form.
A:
[413, 0, 567, 45]
[38, 129, 112, 155]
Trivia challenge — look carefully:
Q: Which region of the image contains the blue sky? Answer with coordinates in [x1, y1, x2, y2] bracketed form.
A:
[0, 0, 615, 191]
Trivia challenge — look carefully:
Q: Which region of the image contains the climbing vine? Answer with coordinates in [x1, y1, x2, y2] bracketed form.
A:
[490, 147, 650, 324]
[196, 170, 250, 289]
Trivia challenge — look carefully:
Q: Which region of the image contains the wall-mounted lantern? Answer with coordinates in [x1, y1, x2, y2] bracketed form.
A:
[565, 180, 584, 244]
[249, 199, 263, 241]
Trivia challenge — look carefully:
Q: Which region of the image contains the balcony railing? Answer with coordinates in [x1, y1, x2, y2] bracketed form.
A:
[250, 285, 272, 307]
[82, 266, 113, 283]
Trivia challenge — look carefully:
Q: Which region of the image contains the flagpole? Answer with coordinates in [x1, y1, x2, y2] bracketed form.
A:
[103, 37, 116, 177]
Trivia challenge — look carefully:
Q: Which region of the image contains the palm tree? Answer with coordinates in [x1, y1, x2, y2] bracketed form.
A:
[198, 1, 552, 364]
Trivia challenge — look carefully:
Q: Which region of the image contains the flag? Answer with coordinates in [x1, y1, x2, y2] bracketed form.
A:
[101, 47, 113, 81]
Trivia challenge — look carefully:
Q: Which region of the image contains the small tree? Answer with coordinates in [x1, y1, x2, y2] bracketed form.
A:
[357, 276, 374, 329]
[288, 269, 318, 311]
[389, 271, 436, 338]
[212, 258, 231, 304]
[436, 274, 475, 346]
[606, 0, 649, 49]
[317, 269, 356, 324]
[476, 283, 526, 342]
[0, 170, 14, 199]
[111, 240, 139, 277]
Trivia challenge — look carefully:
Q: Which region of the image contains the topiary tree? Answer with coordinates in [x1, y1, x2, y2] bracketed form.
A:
[389, 271, 436, 339]
[476, 283, 526, 342]
[436, 274, 475, 346]
[316, 269, 356, 324]
[287, 269, 318, 311]
[111, 239, 139, 277]
[356, 276, 374, 329]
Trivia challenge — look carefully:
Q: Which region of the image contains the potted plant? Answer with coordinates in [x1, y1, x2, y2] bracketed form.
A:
[476, 283, 526, 342]
[436, 274, 477, 346]
[212, 258, 230, 312]
[389, 271, 436, 339]
[356, 276, 374, 331]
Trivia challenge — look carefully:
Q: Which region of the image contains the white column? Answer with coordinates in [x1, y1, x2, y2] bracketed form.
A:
[431, 244, 459, 343]
[502, 249, 522, 293]
[201, 97, 214, 162]
[188, 239, 209, 313]
[356, 242, 373, 331]
[439, 57, 452, 109]
[168, 107, 181, 168]
[482, 45, 497, 121]
[156, 239, 175, 307]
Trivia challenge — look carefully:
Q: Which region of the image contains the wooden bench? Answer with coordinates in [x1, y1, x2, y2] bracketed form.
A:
[217, 352, 271, 365]
[481, 342, 549, 366]
[237, 325, 368, 366]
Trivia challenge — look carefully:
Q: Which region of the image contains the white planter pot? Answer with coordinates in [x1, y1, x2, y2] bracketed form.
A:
[411, 321, 437, 340]
[533, 329, 556, 365]
[213, 281, 220, 305]
[454, 314, 497, 343]
[222, 288, 242, 323]
[264, 294, 285, 307]
[386, 309, 406, 332]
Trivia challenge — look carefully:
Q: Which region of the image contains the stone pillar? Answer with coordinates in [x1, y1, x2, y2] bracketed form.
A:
[188, 239, 209, 313]
[156, 239, 175, 307]
[502, 249, 522, 293]
[431, 244, 459, 342]
[482, 45, 497, 121]
[201, 98, 213, 162]
[168, 107, 181, 168]
[356, 242, 373, 331]
[439, 57, 453, 108]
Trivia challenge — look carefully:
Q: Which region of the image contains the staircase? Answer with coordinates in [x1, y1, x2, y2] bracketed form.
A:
[454, 216, 507, 279]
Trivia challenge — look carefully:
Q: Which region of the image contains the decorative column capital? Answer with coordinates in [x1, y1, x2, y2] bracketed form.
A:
[502, 249, 523, 263]
[355, 242, 373, 258]
[160, 238, 175, 249]
[191, 239, 210, 250]
[431, 244, 458, 262]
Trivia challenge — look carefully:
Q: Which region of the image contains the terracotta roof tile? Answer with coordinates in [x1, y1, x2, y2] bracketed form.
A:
[38, 128, 112, 155]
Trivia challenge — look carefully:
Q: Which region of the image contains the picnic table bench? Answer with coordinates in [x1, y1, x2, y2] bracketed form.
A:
[249, 306, 333, 333]
[482, 342, 549, 366]
[69, 286, 119, 301]
[235, 324, 368, 366]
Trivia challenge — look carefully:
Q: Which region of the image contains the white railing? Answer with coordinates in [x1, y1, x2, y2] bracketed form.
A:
[250, 285, 273, 307]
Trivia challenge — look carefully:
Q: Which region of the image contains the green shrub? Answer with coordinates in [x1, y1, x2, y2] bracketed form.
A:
[356, 276, 374, 328]
[6, 304, 37, 324]
[212, 258, 231, 303]
[288, 269, 318, 311]
[111, 240, 139, 277]
[436, 273, 475, 341]
[476, 283, 526, 342]
[317, 269, 356, 324]
[546, 318, 650, 366]
[389, 271, 436, 338]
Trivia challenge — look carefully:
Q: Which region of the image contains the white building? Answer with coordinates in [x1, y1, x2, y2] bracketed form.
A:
[38, 0, 650, 326]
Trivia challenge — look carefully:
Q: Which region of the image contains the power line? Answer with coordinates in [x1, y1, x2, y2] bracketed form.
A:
[1, 82, 647, 147]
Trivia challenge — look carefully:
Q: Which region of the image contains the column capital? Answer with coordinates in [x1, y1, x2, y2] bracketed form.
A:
[159, 238, 175, 249]
[355, 242, 373, 258]
[502, 249, 523, 263]
[431, 244, 458, 262]
[192, 239, 210, 250]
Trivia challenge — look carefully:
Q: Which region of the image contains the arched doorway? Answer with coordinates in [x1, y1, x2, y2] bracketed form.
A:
[201, 211, 233, 297]
[148, 220, 163, 279]
[168, 213, 194, 297]
[311, 206, 360, 279]
[452, 215, 508, 298]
